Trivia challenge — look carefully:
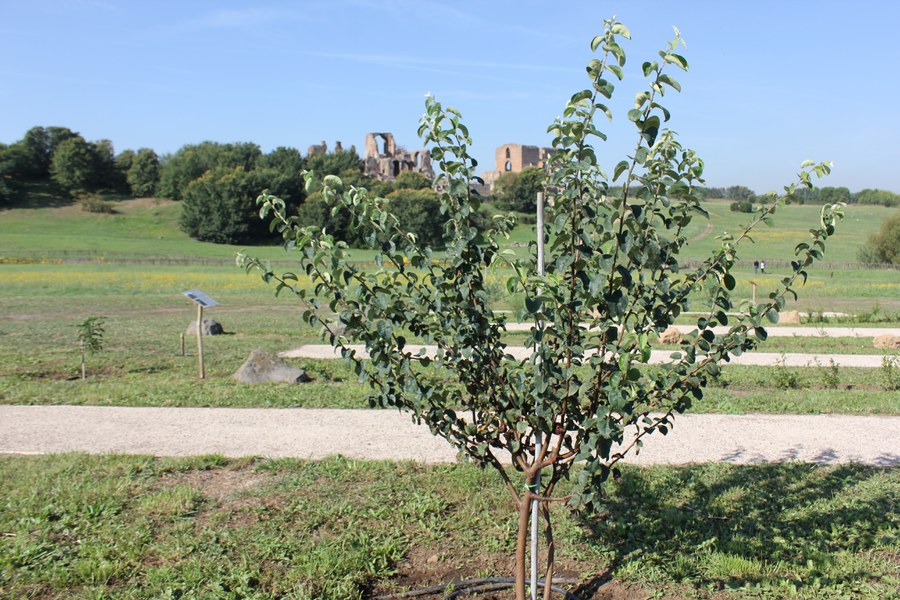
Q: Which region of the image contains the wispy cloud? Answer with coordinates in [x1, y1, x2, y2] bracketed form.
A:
[178, 7, 309, 32]
[345, 0, 482, 26]
[307, 51, 578, 77]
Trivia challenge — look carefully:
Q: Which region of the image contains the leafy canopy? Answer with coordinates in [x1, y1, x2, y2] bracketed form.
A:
[241, 18, 841, 597]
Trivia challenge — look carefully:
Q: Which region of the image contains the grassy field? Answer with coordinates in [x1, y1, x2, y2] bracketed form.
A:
[1, 272, 898, 413]
[1, 191, 898, 598]
[1, 454, 897, 599]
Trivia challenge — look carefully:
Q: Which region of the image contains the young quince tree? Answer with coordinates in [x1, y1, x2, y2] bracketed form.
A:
[240, 18, 841, 600]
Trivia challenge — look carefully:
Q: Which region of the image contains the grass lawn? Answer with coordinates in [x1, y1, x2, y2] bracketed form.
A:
[0, 454, 896, 600]
[1, 190, 898, 599]
[1, 279, 898, 413]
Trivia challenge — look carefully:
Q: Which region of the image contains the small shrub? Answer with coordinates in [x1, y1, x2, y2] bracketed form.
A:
[76, 316, 106, 380]
[881, 356, 900, 391]
[78, 196, 116, 214]
[729, 200, 754, 213]
[772, 355, 801, 389]
[820, 358, 840, 389]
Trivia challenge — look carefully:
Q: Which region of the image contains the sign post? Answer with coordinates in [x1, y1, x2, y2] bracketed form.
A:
[182, 290, 219, 380]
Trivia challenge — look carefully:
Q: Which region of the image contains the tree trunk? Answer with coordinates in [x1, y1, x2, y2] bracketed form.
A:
[515, 488, 533, 600]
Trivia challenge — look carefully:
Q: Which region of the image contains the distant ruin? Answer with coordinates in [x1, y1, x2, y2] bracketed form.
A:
[478, 143, 555, 194]
[363, 132, 434, 182]
[305, 133, 434, 183]
[307, 140, 348, 156]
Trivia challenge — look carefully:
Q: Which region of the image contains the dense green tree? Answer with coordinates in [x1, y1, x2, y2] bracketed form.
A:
[305, 148, 361, 178]
[20, 126, 77, 179]
[855, 188, 900, 207]
[393, 170, 432, 190]
[493, 166, 546, 213]
[127, 148, 161, 197]
[115, 149, 135, 175]
[0, 143, 33, 186]
[859, 210, 900, 264]
[818, 186, 851, 204]
[50, 136, 99, 194]
[91, 139, 121, 191]
[725, 185, 756, 200]
[384, 188, 444, 247]
[180, 166, 275, 244]
[159, 141, 262, 200]
[0, 144, 11, 205]
[260, 146, 306, 204]
[295, 191, 360, 245]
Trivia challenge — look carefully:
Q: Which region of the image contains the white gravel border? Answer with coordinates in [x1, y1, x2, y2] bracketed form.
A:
[279, 345, 897, 368]
[1, 406, 897, 467]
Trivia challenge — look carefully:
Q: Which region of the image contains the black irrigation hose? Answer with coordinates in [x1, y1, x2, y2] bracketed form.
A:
[374, 576, 582, 599]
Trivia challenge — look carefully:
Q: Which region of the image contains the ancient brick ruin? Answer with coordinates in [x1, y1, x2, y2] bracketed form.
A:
[363, 132, 434, 182]
[477, 143, 554, 194]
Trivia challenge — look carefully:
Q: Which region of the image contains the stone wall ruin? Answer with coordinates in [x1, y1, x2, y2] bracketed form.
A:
[363, 132, 434, 182]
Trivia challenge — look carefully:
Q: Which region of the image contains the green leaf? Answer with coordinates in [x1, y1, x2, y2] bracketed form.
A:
[658, 74, 681, 92]
[525, 297, 543, 314]
[664, 53, 689, 70]
[613, 160, 629, 182]
[590, 34, 604, 52]
[627, 108, 643, 123]
[610, 23, 631, 39]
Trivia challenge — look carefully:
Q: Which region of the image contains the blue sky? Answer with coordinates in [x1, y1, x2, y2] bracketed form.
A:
[1, 0, 897, 193]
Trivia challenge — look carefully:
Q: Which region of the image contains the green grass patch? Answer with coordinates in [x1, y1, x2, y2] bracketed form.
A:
[0, 272, 898, 413]
[0, 454, 896, 599]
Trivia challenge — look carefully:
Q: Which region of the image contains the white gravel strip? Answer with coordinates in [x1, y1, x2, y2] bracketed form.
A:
[502, 323, 900, 337]
[280, 345, 896, 368]
[1, 406, 897, 467]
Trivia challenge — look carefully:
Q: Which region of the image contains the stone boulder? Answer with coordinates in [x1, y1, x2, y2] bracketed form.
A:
[659, 326, 683, 345]
[873, 334, 900, 350]
[233, 349, 312, 384]
[780, 310, 802, 325]
[186, 319, 224, 336]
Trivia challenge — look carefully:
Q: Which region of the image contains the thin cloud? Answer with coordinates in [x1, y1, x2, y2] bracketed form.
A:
[308, 51, 578, 75]
[178, 7, 307, 32]
[346, 0, 482, 26]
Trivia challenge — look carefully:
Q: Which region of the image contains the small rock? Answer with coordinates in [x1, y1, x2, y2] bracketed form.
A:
[780, 310, 802, 325]
[426, 554, 440, 564]
[659, 326, 683, 345]
[233, 349, 312, 384]
[873, 334, 900, 350]
[186, 319, 224, 336]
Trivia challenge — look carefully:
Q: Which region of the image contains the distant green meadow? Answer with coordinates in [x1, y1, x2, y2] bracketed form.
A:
[0, 193, 898, 412]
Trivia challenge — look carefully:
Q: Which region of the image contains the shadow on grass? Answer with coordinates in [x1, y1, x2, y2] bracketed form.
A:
[3, 181, 72, 209]
[575, 462, 898, 596]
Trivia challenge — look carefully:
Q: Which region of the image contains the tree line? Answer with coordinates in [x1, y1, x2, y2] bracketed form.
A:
[2, 126, 897, 255]
[0, 126, 449, 246]
[708, 184, 900, 213]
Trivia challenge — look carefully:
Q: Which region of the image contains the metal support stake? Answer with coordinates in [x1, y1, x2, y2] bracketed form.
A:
[531, 191, 545, 600]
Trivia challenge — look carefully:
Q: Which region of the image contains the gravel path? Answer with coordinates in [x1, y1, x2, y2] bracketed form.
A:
[502, 323, 900, 337]
[1, 406, 898, 466]
[280, 345, 896, 367]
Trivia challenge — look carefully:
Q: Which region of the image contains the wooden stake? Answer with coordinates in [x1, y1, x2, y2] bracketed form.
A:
[752, 282, 758, 305]
[81, 340, 86, 381]
[196, 304, 205, 379]
[180, 333, 185, 356]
